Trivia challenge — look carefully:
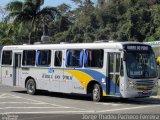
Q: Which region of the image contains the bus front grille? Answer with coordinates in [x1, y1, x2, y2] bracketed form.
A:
[133, 80, 154, 90]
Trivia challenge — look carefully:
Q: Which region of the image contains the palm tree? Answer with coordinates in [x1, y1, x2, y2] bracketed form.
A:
[6, 0, 59, 44]
[0, 22, 15, 45]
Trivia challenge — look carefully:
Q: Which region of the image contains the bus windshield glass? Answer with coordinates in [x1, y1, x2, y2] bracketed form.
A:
[124, 44, 157, 79]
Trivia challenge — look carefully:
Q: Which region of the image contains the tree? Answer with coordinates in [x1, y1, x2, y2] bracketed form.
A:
[3, 0, 160, 44]
[6, 0, 59, 44]
[68, 0, 96, 42]
[0, 22, 15, 45]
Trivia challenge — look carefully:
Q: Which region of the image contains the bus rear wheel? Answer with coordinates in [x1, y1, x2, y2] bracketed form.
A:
[26, 79, 36, 95]
[92, 84, 102, 102]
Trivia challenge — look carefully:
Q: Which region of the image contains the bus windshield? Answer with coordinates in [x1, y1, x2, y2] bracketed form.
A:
[126, 52, 157, 79]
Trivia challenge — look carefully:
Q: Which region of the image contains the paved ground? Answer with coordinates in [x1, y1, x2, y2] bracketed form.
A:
[0, 84, 160, 120]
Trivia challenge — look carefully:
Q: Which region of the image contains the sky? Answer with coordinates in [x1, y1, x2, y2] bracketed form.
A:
[0, 0, 76, 9]
[0, 0, 96, 19]
[0, 0, 77, 19]
[0, 0, 97, 8]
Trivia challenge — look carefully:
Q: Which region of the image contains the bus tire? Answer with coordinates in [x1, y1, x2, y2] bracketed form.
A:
[26, 79, 36, 95]
[92, 84, 102, 102]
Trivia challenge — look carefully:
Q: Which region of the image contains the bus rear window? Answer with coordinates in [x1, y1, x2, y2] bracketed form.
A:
[84, 49, 104, 68]
[22, 50, 36, 66]
[2, 51, 12, 65]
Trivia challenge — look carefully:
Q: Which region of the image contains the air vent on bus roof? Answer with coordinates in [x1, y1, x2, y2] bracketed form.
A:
[60, 42, 69, 44]
[33, 42, 42, 45]
[94, 40, 115, 43]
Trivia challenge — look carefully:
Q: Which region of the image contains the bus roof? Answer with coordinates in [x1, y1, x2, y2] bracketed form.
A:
[2, 42, 148, 50]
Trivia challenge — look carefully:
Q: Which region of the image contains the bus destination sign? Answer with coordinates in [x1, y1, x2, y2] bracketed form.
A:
[126, 45, 149, 51]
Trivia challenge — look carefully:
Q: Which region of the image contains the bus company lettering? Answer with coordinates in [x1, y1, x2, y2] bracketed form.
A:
[74, 86, 84, 90]
[22, 72, 29, 75]
[63, 75, 72, 80]
[41, 74, 73, 80]
[55, 75, 60, 79]
[54, 75, 73, 80]
[42, 74, 52, 79]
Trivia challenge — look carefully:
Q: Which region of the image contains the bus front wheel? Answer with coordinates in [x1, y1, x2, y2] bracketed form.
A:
[92, 84, 102, 102]
[26, 79, 36, 95]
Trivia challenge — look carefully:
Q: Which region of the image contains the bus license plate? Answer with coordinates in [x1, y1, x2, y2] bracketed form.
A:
[138, 91, 151, 96]
[142, 91, 149, 94]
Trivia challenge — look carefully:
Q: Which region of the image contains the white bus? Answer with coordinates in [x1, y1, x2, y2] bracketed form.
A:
[0, 42, 158, 101]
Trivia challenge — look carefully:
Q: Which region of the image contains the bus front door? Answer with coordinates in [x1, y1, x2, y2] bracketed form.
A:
[13, 53, 21, 86]
[108, 53, 120, 95]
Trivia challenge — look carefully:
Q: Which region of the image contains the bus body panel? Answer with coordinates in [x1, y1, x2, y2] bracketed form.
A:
[1, 66, 13, 86]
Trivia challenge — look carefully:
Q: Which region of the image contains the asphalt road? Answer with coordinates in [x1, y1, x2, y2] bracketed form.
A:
[0, 84, 160, 120]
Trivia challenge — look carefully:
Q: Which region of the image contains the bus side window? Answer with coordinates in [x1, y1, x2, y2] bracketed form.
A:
[116, 54, 120, 73]
[66, 49, 83, 67]
[22, 50, 36, 66]
[2, 50, 12, 65]
[36, 50, 51, 67]
[54, 51, 62, 67]
[84, 49, 104, 68]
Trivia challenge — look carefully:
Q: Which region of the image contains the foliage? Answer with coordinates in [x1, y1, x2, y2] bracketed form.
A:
[5, 0, 59, 44]
[1, 0, 160, 45]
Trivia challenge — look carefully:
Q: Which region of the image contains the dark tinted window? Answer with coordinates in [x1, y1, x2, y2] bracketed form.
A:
[116, 54, 121, 72]
[2, 51, 12, 65]
[84, 49, 104, 68]
[36, 50, 51, 66]
[108, 53, 114, 72]
[66, 49, 83, 67]
[54, 51, 62, 67]
[22, 50, 36, 66]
